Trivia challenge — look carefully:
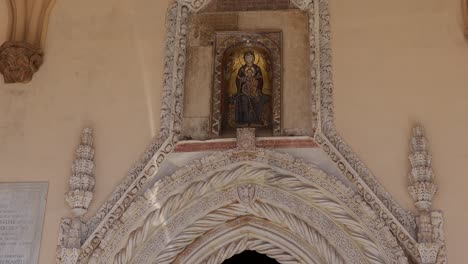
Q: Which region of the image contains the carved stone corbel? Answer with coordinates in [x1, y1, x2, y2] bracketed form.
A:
[0, 0, 57, 83]
[57, 128, 96, 264]
[408, 125, 446, 264]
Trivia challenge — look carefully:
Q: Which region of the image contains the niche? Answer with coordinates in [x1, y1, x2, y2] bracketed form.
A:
[211, 31, 282, 137]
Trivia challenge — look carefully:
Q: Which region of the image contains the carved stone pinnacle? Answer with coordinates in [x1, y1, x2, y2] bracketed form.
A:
[0, 41, 43, 84]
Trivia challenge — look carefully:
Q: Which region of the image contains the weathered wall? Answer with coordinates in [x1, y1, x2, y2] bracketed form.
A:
[0, 0, 467, 263]
[331, 0, 468, 262]
[0, 0, 171, 263]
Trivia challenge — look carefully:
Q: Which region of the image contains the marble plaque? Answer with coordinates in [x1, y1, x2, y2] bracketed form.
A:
[0, 183, 48, 264]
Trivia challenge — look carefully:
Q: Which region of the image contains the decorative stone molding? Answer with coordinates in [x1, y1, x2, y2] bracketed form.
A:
[315, 133, 420, 261]
[1, 0, 57, 83]
[236, 128, 256, 150]
[57, 128, 96, 264]
[66, 128, 96, 217]
[92, 150, 407, 264]
[408, 125, 437, 211]
[173, 217, 328, 264]
[0, 41, 43, 83]
[66, 1, 448, 264]
[407, 125, 446, 264]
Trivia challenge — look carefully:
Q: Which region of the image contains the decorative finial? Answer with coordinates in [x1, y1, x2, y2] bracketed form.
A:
[407, 125, 443, 264]
[408, 125, 437, 211]
[65, 128, 96, 217]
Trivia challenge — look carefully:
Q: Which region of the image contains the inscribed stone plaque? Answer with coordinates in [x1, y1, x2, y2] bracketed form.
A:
[0, 183, 48, 264]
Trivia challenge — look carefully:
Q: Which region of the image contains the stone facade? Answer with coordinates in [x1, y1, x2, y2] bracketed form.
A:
[53, 1, 446, 264]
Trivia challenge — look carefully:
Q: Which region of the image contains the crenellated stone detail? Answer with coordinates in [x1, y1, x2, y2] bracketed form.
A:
[65, 128, 96, 217]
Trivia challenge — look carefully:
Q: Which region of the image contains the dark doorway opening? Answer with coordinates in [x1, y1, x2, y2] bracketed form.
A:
[221, 250, 280, 264]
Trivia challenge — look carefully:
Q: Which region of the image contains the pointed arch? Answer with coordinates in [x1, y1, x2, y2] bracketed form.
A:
[86, 149, 407, 264]
[74, 0, 423, 263]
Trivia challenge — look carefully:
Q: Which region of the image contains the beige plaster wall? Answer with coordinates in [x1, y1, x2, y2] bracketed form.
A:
[0, 0, 467, 263]
[330, 0, 468, 262]
[0, 0, 171, 263]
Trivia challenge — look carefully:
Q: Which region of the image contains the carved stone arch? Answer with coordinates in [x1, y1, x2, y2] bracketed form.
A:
[66, 0, 445, 263]
[172, 216, 331, 264]
[86, 149, 408, 264]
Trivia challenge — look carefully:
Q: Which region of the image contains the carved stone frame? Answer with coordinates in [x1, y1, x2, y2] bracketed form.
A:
[210, 31, 282, 136]
[67, 1, 447, 264]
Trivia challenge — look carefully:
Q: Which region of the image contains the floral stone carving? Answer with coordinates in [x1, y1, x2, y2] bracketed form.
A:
[0, 42, 43, 83]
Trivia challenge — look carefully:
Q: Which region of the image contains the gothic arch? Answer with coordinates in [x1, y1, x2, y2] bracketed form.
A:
[56, 0, 446, 264]
[86, 149, 407, 264]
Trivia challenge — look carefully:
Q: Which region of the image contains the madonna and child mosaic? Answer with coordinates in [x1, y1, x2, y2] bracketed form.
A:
[211, 31, 282, 136]
[226, 48, 272, 129]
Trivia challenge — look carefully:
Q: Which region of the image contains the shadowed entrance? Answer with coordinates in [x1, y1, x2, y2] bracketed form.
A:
[222, 251, 280, 264]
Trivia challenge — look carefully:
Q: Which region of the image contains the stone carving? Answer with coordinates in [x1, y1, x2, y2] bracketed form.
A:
[173, 217, 313, 264]
[1, 0, 57, 83]
[236, 128, 256, 150]
[78, 135, 175, 263]
[66, 128, 96, 217]
[236, 184, 256, 205]
[58, 128, 96, 264]
[200, 237, 298, 264]
[0, 42, 43, 83]
[408, 125, 437, 211]
[315, 133, 419, 261]
[101, 151, 406, 264]
[67, 1, 447, 264]
[407, 125, 446, 264]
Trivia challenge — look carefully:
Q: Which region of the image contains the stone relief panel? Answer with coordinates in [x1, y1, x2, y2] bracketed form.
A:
[211, 31, 282, 136]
